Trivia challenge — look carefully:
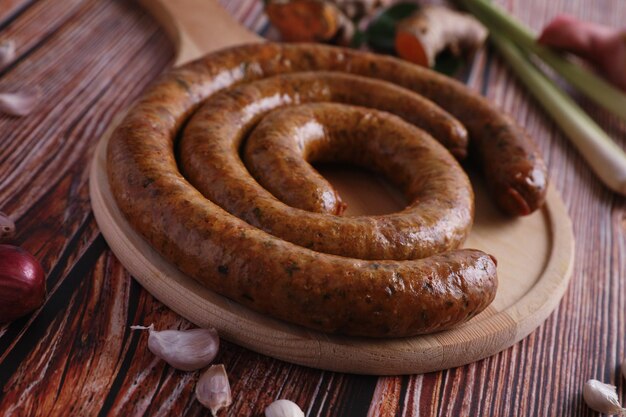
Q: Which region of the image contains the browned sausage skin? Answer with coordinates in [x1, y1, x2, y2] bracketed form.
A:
[106, 43, 517, 337]
[180, 86, 474, 260]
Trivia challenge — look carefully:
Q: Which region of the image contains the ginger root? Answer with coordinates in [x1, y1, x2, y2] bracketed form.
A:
[395, 5, 487, 67]
[538, 14, 626, 91]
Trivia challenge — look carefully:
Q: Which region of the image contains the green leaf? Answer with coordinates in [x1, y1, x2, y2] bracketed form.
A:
[365, 2, 419, 54]
[433, 50, 466, 76]
[351, 30, 367, 48]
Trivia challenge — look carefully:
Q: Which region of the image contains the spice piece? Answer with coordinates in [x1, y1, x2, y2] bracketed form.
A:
[0, 212, 15, 242]
[195, 364, 232, 416]
[131, 324, 219, 371]
[395, 5, 487, 67]
[265, 399, 305, 417]
[0, 92, 38, 117]
[583, 379, 626, 415]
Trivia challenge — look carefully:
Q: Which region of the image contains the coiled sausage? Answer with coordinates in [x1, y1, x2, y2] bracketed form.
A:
[105, 43, 545, 337]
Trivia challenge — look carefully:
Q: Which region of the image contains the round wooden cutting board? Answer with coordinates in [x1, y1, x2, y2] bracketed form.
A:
[88, 0, 575, 375]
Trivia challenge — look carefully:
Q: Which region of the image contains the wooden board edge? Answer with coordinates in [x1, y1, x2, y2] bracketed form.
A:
[509, 186, 575, 341]
[89, 124, 575, 375]
[138, 0, 262, 65]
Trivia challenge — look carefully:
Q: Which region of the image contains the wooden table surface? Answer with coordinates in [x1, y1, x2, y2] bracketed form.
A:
[0, 0, 624, 416]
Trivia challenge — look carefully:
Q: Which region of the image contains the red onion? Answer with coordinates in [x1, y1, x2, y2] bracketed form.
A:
[0, 244, 46, 322]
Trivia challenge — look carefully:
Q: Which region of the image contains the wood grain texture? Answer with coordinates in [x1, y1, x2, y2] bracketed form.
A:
[0, 0, 623, 416]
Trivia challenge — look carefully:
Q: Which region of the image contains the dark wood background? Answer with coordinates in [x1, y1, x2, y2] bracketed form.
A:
[0, 0, 624, 415]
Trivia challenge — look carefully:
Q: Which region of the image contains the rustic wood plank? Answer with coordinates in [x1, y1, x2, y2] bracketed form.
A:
[0, 0, 172, 218]
[0, 1, 342, 415]
[0, 1, 176, 415]
[0, 0, 88, 73]
[0, 0, 33, 28]
[0, 0, 623, 415]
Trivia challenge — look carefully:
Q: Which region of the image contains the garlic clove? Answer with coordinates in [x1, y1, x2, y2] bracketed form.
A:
[0, 91, 38, 117]
[0, 40, 15, 67]
[583, 379, 626, 415]
[131, 324, 219, 371]
[265, 399, 305, 417]
[195, 364, 232, 416]
[0, 212, 15, 242]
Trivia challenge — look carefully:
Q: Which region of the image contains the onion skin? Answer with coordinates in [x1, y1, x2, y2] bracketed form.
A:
[0, 244, 46, 322]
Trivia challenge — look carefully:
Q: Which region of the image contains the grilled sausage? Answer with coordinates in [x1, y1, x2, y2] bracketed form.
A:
[103, 42, 547, 337]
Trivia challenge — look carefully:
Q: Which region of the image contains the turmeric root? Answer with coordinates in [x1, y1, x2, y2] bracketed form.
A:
[265, 0, 355, 45]
[538, 14, 626, 91]
[395, 5, 487, 67]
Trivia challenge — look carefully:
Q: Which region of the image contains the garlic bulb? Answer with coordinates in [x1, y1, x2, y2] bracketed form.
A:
[583, 379, 626, 415]
[265, 399, 305, 417]
[131, 324, 219, 371]
[196, 364, 232, 416]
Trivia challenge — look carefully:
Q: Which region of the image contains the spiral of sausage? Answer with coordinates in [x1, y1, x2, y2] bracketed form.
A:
[106, 43, 546, 337]
[179, 74, 474, 260]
